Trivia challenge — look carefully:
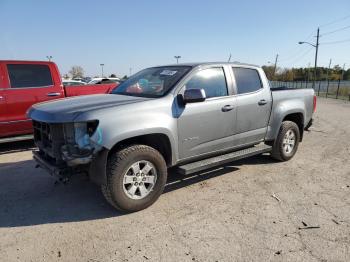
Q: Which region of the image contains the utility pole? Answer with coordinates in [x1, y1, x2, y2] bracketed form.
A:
[46, 56, 53, 61]
[299, 27, 319, 89]
[100, 64, 104, 78]
[325, 58, 332, 98]
[336, 63, 346, 99]
[174, 56, 181, 64]
[273, 54, 278, 80]
[228, 53, 232, 62]
[129, 67, 132, 76]
[314, 28, 320, 89]
[307, 62, 311, 84]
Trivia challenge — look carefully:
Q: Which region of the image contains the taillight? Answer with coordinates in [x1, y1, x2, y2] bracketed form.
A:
[313, 95, 317, 112]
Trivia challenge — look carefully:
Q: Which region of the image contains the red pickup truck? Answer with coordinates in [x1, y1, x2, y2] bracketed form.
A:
[0, 60, 118, 142]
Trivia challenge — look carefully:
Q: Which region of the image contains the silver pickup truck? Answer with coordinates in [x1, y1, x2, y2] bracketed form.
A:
[28, 62, 316, 212]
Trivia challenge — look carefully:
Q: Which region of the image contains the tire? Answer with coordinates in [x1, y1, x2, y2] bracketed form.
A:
[271, 121, 300, 161]
[102, 145, 167, 212]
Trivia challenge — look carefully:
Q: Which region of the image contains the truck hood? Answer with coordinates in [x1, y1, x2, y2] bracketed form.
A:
[28, 94, 151, 123]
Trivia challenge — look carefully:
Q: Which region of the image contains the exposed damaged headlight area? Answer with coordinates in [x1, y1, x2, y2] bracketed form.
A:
[61, 120, 102, 166]
[33, 120, 103, 167]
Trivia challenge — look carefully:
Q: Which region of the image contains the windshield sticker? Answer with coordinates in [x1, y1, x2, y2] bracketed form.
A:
[160, 70, 177, 76]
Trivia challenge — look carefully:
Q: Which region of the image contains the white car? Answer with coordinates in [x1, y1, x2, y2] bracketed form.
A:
[62, 80, 87, 86]
[88, 77, 120, 84]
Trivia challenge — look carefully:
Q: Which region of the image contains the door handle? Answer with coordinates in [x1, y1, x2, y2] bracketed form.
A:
[47, 92, 61, 97]
[222, 105, 234, 112]
[258, 99, 268, 105]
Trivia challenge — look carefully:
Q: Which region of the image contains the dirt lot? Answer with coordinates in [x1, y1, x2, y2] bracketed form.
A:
[0, 97, 349, 262]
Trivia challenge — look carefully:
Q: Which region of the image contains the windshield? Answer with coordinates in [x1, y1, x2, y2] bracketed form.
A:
[111, 66, 191, 97]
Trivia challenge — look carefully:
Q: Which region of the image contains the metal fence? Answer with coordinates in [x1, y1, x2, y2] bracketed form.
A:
[269, 80, 350, 101]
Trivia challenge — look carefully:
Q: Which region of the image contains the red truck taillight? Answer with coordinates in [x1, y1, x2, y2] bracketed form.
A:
[313, 95, 317, 112]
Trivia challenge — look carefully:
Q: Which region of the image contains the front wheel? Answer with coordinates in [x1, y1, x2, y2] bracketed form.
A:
[271, 121, 300, 161]
[102, 145, 167, 212]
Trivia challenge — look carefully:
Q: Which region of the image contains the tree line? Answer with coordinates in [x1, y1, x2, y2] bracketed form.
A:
[63, 65, 126, 79]
[262, 65, 350, 82]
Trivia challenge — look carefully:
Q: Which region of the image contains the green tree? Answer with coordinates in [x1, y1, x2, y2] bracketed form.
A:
[262, 65, 275, 80]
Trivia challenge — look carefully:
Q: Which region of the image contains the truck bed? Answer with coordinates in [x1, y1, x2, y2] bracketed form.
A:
[64, 83, 117, 97]
[265, 87, 315, 141]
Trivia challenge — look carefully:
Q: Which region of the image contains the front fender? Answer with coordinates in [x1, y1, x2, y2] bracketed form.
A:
[74, 96, 179, 165]
[88, 112, 178, 166]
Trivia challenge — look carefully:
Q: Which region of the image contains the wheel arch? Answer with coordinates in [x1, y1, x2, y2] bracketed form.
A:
[89, 132, 174, 186]
[108, 133, 173, 167]
[282, 112, 304, 141]
[265, 105, 306, 143]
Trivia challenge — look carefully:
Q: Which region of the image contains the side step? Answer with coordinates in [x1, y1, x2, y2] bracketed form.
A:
[177, 144, 272, 175]
[0, 134, 33, 144]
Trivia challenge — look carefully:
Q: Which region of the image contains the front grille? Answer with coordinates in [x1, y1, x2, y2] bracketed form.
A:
[33, 121, 52, 149]
[33, 120, 65, 163]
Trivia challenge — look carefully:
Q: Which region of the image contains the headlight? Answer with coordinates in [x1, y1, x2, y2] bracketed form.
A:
[74, 120, 99, 149]
[87, 120, 99, 136]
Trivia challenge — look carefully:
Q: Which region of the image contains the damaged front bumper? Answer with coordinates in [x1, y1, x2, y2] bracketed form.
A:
[32, 120, 108, 185]
[33, 150, 71, 180]
[33, 148, 109, 185]
[61, 144, 94, 166]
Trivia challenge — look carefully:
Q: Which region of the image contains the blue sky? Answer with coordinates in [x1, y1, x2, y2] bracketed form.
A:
[1, 0, 350, 77]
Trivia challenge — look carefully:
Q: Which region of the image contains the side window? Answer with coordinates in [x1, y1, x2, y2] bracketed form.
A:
[232, 67, 262, 94]
[185, 68, 228, 98]
[7, 64, 53, 88]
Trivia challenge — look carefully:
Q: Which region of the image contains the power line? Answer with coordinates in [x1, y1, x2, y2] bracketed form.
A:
[281, 47, 314, 67]
[276, 22, 350, 69]
[322, 38, 350, 45]
[278, 45, 311, 62]
[290, 48, 314, 65]
[277, 30, 316, 62]
[319, 14, 350, 28]
[321, 25, 350, 36]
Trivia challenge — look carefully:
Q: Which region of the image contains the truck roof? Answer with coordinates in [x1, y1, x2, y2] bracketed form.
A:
[0, 60, 55, 64]
[0, 60, 260, 69]
[156, 62, 260, 68]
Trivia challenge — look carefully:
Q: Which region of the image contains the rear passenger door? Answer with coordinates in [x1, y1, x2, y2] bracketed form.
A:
[231, 67, 272, 146]
[4, 63, 64, 135]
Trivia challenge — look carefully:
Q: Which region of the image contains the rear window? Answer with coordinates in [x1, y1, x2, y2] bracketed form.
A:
[232, 67, 262, 94]
[7, 64, 53, 88]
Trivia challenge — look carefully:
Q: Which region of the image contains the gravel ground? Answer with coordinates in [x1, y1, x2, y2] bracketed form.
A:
[0, 97, 349, 262]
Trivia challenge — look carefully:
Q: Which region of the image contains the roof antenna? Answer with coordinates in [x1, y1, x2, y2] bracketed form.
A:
[227, 53, 232, 62]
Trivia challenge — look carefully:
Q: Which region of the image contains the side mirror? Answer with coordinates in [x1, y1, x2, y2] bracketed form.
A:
[183, 89, 206, 104]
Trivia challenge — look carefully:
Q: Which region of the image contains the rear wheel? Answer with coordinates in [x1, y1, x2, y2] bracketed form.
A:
[271, 121, 300, 161]
[102, 145, 167, 212]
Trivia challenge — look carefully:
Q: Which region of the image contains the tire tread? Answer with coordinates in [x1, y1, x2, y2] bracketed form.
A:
[101, 144, 167, 212]
[271, 121, 300, 161]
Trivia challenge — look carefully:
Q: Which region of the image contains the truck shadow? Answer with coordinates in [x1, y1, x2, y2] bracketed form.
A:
[0, 140, 35, 155]
[0, 154, 276, 228]
[164, 154, 277, 193]
[0, 159, 119, 228]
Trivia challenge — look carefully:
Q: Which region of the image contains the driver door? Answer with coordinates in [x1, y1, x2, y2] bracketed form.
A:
[177, 67, 236, 160]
